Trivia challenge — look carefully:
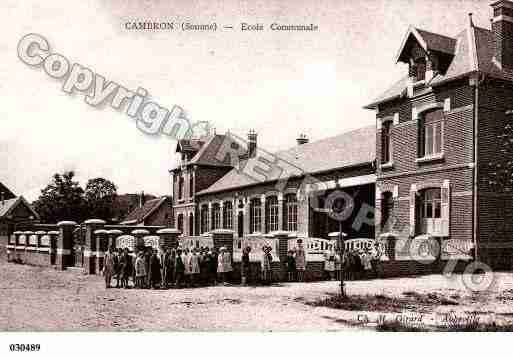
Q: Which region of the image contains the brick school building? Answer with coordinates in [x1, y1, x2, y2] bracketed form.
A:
[171, 1, 513, 277]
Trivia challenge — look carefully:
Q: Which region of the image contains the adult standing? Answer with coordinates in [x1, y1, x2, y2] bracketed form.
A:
[162, 248, 174, 288]
[261, 245, 273, 285]
[208, 248, 218, 285]
[149, 249, 162, 289]
[144, 248, 151, 289]
[103, 247, 115, 289]
[190, 248, 200, 287]
[174, 249, 185, 288]
[294, 239, 306, 282]
[135, 251, 146, 288]
[217, 247, 231, 285]
[241, 246, 251, 286]
[121, 248, 132, 289]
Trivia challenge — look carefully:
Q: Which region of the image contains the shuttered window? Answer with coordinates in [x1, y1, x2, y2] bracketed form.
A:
[223, 201, 233, 230]
[410, 181, 450, 237]
[212, 203, 221, 230]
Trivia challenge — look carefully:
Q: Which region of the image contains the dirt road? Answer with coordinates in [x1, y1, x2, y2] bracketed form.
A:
[1, 261, 513, 331]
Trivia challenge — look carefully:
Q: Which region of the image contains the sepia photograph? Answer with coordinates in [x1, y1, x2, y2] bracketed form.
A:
[2, 0, 513, 356]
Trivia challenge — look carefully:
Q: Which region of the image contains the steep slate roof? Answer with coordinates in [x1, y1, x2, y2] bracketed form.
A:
[0, 182, 16, 200]
[365, 23, 513, 109]
[174, 134, 237, 169]
[197, 126, 376, 195]
[0, 196, 39, 220]
[176, 139, 205, 153]
[121, 197, 169, 225]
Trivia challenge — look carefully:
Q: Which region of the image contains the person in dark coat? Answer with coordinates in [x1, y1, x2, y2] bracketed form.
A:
[286, 250, 296, 282]
[149, 250, 162, 289]
[241, 246, 251, 286]
[209, 248, 218, 285]
[120, 248, 132, 288]
[113, 248, 121, 288]
[174, 249, 185, 288]
[162, 248, 174, 289]
[144, 248, 151, 289]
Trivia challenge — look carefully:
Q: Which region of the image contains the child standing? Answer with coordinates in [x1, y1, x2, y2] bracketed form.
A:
[135, 252, 146, 289]
[286, 250, 296, 282]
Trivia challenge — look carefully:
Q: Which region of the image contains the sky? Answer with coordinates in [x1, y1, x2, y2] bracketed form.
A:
[0, 0, 491, 201]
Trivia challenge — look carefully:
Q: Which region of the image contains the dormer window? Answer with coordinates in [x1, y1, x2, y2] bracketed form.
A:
[414, 57, 426, 81]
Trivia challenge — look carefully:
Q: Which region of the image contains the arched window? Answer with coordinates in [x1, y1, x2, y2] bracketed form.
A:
[265, 196, 279, 233]
[418, 188, 441, 234]
[177, 213, 184, 234]
[249, 198, 262, 234]
[418, 109, 444, 158]
[223, 201, 233, 229]
[212, 203, 221, 230]
[381, 120, 392, 164]
[200, 204, 209, 234]
[381, 192, 394, 231]
[284, 193, 298, 232]
[188, 213, 194, 236]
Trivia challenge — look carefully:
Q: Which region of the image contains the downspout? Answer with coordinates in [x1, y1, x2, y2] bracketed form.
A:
[472, 73, 484, 261]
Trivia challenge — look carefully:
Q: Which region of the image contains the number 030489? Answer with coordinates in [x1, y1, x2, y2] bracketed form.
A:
[9, 344, 40, 352]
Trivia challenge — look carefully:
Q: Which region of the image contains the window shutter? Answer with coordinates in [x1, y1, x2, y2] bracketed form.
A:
[409, 185, 417, 237]
[440, 180, 451, 237]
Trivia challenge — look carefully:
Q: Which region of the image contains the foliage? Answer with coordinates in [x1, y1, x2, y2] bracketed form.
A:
[33, 172, 118, 223]
[84, 177, 118, 221]
[33, 171, 86, 223]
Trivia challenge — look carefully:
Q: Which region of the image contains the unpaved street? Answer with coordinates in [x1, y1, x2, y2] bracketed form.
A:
[2, 261, 513, 331]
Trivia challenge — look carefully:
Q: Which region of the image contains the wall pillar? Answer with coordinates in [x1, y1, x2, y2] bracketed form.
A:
[132, 229, 150, 254]
[107, 229, 123, 250]
[260, 195, 266, 234]
[208, 202, 213, 232]
[219, 202, 224, 229]
[56, 221, 77, 270]
[243, 199, 250, 235]
[278, 193, 284, 231]
[84, 219, 106, 274]
[157, 228, 181, 251]
[297, 191, 310, 237]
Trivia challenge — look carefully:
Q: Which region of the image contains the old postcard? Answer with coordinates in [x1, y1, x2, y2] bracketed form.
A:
[1, 0, 513, 355]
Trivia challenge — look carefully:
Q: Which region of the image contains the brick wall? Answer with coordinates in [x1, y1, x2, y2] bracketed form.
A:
[477, 79, 513, 268]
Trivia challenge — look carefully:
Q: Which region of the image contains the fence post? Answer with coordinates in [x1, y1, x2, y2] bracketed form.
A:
[107, 229, 123, 250]
[56, 221, 77, 270]
[156, 228, 181, 252]
[132, 229, 150, 254]
[84, 219, 106, 274]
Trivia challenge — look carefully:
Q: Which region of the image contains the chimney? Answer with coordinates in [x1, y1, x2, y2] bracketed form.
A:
[139, 191, 145, 208]
[247, 129, 257, 158]
[492, 0, 513, 70]
[296, 133, 309, 145]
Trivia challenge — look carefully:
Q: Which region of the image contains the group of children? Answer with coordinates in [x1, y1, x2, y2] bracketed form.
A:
[102, 246, 234, 289]
[101, 238, 381, 289]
